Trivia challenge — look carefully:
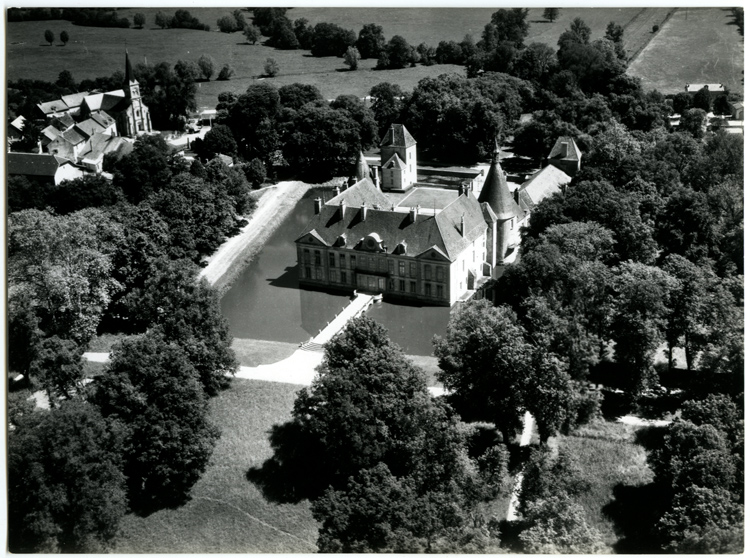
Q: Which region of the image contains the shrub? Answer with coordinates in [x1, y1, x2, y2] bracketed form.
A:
[217, 64, 235, 81]
[264, 58, 279, 77]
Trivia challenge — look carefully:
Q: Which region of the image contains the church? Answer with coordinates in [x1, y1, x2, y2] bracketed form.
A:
[295, 124, 545, 306]
[35, 52, 151, 171]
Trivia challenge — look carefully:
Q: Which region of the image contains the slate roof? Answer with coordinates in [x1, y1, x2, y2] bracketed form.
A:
[61, 127, 87, 145]
[90, 112, 115, 128]
[60, 91, 90, 109]
[383, 152, 407, 170]
[548, 136, 581, 162]
[380, 124, 417, 148]
[300, 179, 486, 261]
[41, 125, 62, 143]
[52, 113, 76, 131]
[82, 133, 133, 161]
[37, 100, 68, 115]
[7, 152, 70, 176]
[10, 115, 26, 132]
[75, 118, 108, 138]
[353, 151, 370, 181]
[83, 90, 126, 113]
[477, 149, 517, 220]
[518, 165, 571, 209]
[327, 178, 390, 208]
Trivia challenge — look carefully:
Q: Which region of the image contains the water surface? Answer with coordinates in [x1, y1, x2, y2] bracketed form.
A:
[221, 190, 451, 356]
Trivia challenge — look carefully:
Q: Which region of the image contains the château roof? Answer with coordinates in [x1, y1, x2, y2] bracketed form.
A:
[353, 151, 370, 181]
[379, 124, 417, 148]
[299, 179, 486, 262]
[327, 178, 390, 208]
[477, 147, 517, 221]
[518, 164, 571, 209]
[547, 136, 581, 162]
[382, 152, 407, 170]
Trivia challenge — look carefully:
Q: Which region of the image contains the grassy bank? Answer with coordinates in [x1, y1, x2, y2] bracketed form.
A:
[559, 421, 653, 547]
[114, 378, 318, 553]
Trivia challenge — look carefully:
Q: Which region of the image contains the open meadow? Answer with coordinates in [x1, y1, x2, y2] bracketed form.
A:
[6, 6, 717, 112]
[113, 378, 319, 553]
[629, 7, 744, 94]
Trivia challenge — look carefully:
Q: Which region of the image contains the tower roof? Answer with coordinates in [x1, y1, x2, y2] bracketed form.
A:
[354, 151, 370, 181]
[379, 124, 416, 148]
[477, 146, 516, 220]
[124, 51, 135, 85]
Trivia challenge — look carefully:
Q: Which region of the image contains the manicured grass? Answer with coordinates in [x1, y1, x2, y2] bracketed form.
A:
[86, 332, 127, 352]
[629, 7, 744, 94]
[231, 338, 298, 367]
[114, 378, 319, 553]
[406, 354, 442, 388]
[559, 420, 654, 547]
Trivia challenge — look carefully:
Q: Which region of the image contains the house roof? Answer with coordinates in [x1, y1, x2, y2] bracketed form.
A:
[61, 127, 87, 144]
[83, 90, 125, 113]
[477, 148, 517, 220]
[41, 125, 63, 144]
[380, 124, 417, 148]
[75, 118, 107, 138]
[548, 136, 581, 162]
[51, 113, 76, 131]
[519, 164, 571, 209]
[299, 179, 485, 261]
[7, 152, 70, 176]
[37, 100, 68, 115]
[90, 112, 115, 128]
[10, 115, 26, 132]
[60, 91, 90, 109]
[382, 152, 407, 171]
[82, 133, 133, 161]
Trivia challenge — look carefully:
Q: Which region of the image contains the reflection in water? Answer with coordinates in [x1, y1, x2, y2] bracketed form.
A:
[220, 189, 452, 356]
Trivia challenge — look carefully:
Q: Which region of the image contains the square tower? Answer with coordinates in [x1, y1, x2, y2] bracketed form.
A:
[379, 124, 417, 190]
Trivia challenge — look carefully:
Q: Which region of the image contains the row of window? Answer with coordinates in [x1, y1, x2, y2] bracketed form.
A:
[302, 266, 446, 299]
[303, 248, 448, 282]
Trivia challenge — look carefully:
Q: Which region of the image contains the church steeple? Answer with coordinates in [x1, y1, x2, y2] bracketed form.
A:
[477, 140, 515, 220]
[123, 51, 139, 100]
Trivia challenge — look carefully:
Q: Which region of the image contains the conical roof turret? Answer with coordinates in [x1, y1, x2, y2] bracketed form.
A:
[348, 151, 370, 186]
[477, 141, 515, 220]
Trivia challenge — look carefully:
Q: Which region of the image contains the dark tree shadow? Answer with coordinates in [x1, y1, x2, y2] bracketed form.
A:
[246, 420, 331, 504]
[603, 482, 670, 553]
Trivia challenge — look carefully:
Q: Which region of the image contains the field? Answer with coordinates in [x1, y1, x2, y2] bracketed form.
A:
[8, 7, 678, 111]
[558, 421, 654, 548]
[113, 378, 319, 553]
[629, 7, 744, 94]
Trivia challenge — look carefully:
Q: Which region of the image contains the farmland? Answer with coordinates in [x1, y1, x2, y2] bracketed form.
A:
[6, 7, 709, 112]
[628, 7, 744, 94]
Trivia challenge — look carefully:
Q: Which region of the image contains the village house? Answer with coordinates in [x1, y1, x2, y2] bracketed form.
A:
[7, 152, 86, 185]
[295, 124, 569, 306]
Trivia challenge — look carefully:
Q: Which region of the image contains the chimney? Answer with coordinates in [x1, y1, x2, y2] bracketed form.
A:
[361, 203, 367, 221]
[339, 200, 346, 218]
[409, 205, 419, 223]
[513, 188, 520, 204]
[342, 179, 348, 191]
[460, 214, 465, 237]
[458, 183, 464, 197]
[334, 185, 341, 196]
[314, 197, 322, 214]
[374, 166, 380, 189]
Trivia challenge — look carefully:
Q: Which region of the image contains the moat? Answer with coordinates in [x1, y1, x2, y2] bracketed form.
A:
[221, 189, 451, 356]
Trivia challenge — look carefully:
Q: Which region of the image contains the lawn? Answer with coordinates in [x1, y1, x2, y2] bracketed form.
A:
[628, 7, 744, 94]
[558, 420, 654, 548]
[114, 378, 319, 553]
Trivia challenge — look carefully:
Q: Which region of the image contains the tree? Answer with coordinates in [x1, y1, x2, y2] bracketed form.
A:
[543, 8, 560, 22]
[434, 300, 529, 443]
[124, 258, 238, 395]
[227, 82, 281, 162]
[133, 12, 145, 28]
[310, 22, 356, 57]
[59, 30, 69, 45]
[217, 15, 236, 33]
[610, 262, 678, 396]
[8, 209, 122, 345]
[243, 23, 260, 44]
[672, 91, 692, 114]
[93, 332, 219, 512]
[113, 134, 173, 203]
[8, 401, 127, 553]
[519, 495, 607, 553]
[356, 23, 386, 59]
[217, 63, 234, 81]
[559, 17, 591, 46]
[490, 8, 530, 47]
[283, 102, 362, 180]
[44, 29, 53, 45]
[155, 11, 169, 29]
[344, 45, 361, 70]
[330, 94, 379, 149]
[379, 35, 414, 69]
[692, 86, 712, 112]
[264, 57, 279, 77]
[278, 83, 323, 111]
[194, 123, 237, 161]
[522, 350, 576, 442]
[680, 107, 707, 139]
[47, 174, 123, 214]
[197, 54, 215, 81]
[519, 447, 591, 517]
[232, 9, 245, 31]
[241, 158, 266, 188]
[29, 336, 85, 407]
[369, 82, 405, 137]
